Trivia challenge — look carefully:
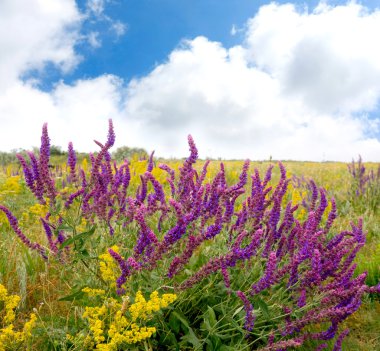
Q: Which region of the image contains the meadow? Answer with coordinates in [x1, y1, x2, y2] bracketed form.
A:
[0, 121, 379, 350]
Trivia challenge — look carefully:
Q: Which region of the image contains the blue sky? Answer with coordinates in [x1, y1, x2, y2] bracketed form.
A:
[48, 0, 380, 84]
[1, 0, 380, 161]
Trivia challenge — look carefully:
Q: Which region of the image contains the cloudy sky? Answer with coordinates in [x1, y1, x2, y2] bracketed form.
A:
[1, 0, 380, 161]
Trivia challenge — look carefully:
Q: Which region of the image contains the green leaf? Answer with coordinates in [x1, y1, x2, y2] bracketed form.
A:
[181, 328, 202, 349]
[60, 227, 96, 249]
[56, 224, 73, 232]
[254, 296, 270, 319]
[207, 306, 217, 327]
[232, 305, 244, 317]
[169, 312, 181, 334]
[171, 311, 190, 329]
[58, 288, 85, 302]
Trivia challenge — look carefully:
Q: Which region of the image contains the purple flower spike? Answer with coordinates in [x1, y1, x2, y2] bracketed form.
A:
[39, 123, 57, 201]
[251, 252, 277, 294]
[108, 248, 130, 288]
[145, 172, 166, 206]
[311, 249, 322, 284]
[41, 218, 58, 254]
[147, 151, 155, 172]
[298, 289, 307, 308]
[27, 151, 45, 203]
[106, 119, 115, 147]
[332, 329, 349, 351]
[67, 142, 77, 183]
[65, 188, 85, 208]
[230, 160, 250, 192]
[16, 154, 35, 194]
[236, 291, 255, 331]
[186, 135, 198, 166]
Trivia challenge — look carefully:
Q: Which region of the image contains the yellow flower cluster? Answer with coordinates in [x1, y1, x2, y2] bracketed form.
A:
[0, 176, 21, 195]
[82, 287, 106, 297]
[0, 284, 19, 325]
[0, 284, 37, 350]
[323, 200, 333, 222]
[83, 305, 107, 344]
[81, 158, 89, 172]
[98, 245, 122, 288]
[77, 288, 177, 351]
[129, 291, 177, 321]
[20, 203, 49, 225]
[76, 217, 88, 233]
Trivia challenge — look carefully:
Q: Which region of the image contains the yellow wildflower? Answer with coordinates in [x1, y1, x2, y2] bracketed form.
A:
[0, 284, 37, 347]
[82, 287, 106, 297]
[23, 313, 37, 338]
[99, 245, 121, 287]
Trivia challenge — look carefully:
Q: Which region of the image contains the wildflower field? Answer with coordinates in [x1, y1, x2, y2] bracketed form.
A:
[0, 121, 379, 351]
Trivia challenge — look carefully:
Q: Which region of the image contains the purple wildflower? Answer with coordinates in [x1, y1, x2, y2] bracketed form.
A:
[332, 329, 350, 351]
[251, 252, 277, 294]
[147, 151, 155, 172]
[108, 248, 130, 290]
[41, 218, 58, 254]
[67, 142, 77, 183]
[236, 291, 255, 331]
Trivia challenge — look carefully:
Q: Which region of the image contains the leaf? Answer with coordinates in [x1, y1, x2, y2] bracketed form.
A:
[58, 288, 85, 302]
[171, 311, 190, 329]
[181, 328, 202, 349]
[255, 296, 270, 319]
[207, 306, 217, 327]
[56, 224, 73, 232]
[232, 305, 244, 317]
[60, 227, 96, 249]
[169, 312, 181, 334]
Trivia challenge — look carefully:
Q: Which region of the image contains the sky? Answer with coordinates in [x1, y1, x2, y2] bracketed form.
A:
[1, 0, 380, 161]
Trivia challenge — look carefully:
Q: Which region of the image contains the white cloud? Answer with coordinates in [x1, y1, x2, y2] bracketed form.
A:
[0, 0, 82, 92]
[88, 31, 102, 48]
[0, 0, 127, 153]
[0, 76, 126, 152]
[122, 2, 380, 161]
[86, 0, 105, 16]
[111, 21, 127, 38]
[230, 24, 237, 36]
[85, 0, 127, 40]
[244, 2, 380, 114]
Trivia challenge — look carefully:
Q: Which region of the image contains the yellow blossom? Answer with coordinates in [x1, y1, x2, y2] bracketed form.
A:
[82, 287, 106, 297]
[0, 284, 37, 348]
[99, 245, 121, 287]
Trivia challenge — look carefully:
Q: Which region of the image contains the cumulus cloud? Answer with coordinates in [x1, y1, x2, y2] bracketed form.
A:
[123, 2, 380, 161]
[244, 2, 380, 114]
[0, 0, 128, 152]
[0, 0, 82, 92]
[0, 76, 125, 152]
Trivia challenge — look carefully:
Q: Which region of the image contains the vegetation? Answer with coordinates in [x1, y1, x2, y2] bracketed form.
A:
[0, 121, 378, 350]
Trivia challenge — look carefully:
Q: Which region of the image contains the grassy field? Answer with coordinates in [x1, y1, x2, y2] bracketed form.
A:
[0, 152, 379, 350]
